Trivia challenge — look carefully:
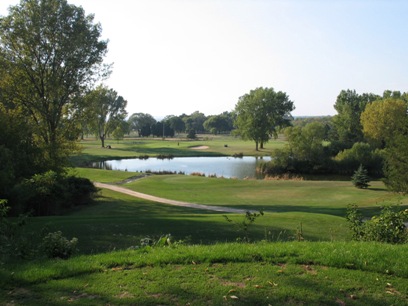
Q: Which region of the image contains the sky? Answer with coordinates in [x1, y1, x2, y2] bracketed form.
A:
[1, 0, 408, 119]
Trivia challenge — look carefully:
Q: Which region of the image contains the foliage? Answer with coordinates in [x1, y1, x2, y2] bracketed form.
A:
[10, 171, 97, 216]
[203, 112, 233, 134]
[361, 98, 408, 147]
[0, 0, 109, 171]
[0, 107, 45, 198]
[331, 89, 379, 149]
[334, 142, 383, 175]
[383, 134, 408, 193]
[264, 122, 332, 174]
[41, 231, 78, 259]
[0, 199, 34, 260]
[224, 211, 264, 242]
[351, 164, 370, 189]
[234, 87, 294, 150]
[182, 111, 207, 133]
[84, 85, 128, 147]
[346, 204, 408, 244]
[128, 113, 157, 136]
[186, 129, 197, 139]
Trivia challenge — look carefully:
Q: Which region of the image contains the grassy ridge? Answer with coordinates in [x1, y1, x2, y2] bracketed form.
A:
[2, 242, 407, 305]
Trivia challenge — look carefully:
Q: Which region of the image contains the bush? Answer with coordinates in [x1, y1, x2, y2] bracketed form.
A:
[346, 204, 408, 244]
[334, 142, 383, 176]
[42, 231, 78, 259]
[10, 171, 97, 216]
[351, 164, 370, 189]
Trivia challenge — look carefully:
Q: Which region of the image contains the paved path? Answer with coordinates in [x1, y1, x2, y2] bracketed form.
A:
[95, 182, 253, 213]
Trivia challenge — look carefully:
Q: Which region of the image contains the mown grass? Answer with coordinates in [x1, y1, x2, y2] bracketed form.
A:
[4, 137, 407, 305]
[71, 168, 408, 218]
[24, 188, 350, 254]
[1, 242, 407, 305]
[70, 134, 285, 166]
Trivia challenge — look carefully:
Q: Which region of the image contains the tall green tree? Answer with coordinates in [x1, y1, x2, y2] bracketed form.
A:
[361, 98, 407, 147]
[331, 90, 379, 149]
[360, 96, 408, 192]
[165, 115, 185, 135]
[128, 113, 156, 136]
[0, 0, 109, 170]
[234, 87, 294, 150]
[203, 114, 231, 134]
[85, 85, 127, 147]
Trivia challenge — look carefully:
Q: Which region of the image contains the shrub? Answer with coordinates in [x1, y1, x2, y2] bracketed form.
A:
[42, 231, 78, 259]
[10, 171, 97, 216]
[351, 164, 370, 189]
[334, 142, 383, 175]
[346, 204, 408, 244]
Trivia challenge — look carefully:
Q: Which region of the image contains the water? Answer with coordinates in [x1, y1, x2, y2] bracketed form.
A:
[92, 156, 271, 179]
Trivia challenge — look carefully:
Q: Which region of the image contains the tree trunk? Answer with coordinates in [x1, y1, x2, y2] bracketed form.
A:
[260, 141, 264, 149]
[100, 134, 105, 147]
[255, 141, 259, 151]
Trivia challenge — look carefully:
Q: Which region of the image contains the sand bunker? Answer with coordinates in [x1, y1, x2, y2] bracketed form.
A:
[190, 145, 209, 150]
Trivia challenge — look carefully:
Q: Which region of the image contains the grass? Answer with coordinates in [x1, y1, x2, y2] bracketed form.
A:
[70, 134, 286, 166]
[72, 168, 408, 218]
[3, 137, 408, 305]
[1, 242, 407, 305]
[24, 188, 350, 254]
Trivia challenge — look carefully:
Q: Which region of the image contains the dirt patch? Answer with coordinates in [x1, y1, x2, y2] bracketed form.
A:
[190, 145, 209, 150]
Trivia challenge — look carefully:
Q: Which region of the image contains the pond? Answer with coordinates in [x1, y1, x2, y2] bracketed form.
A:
[92, 156, 271, 179]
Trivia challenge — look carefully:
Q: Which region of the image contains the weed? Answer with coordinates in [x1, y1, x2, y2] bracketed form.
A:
[224, 211, 264, 242]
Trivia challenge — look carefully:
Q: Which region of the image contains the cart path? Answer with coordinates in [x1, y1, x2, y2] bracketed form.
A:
[95, 182, 254, 214]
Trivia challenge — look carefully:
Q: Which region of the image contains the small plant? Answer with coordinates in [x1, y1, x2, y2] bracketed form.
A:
[139, 234, 184, 249]
[224, 211, 264, 242]
[346, 204, 408, 244]
[351, 164, 370, 189]
[42, 231, 78, 259]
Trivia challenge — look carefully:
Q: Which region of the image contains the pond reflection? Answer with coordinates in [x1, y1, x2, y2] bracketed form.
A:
[92, 156, 271, 179]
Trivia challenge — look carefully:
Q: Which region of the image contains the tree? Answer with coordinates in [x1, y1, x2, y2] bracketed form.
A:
[0, 106, 45, 198]
[383, 135, 408, 193]
[268, 122, 330, 174]
[203, 114, 232, 134]
[85, 85, 127, 147]
[360, 96, 408, 193]
[182, 111, 207, 134]
[331, 90, 379, 150]
[234, 87, 294, 150]
[127, 113, 156, 136]
[166, 115, 185, 135]
[360, 98, 407, 147]
[0, 0, 109, 171]
[351, 164, 370, 189]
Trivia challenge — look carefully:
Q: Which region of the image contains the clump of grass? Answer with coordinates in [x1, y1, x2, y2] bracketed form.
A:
[232, 152, 244, 158]
[157, 154, 174, 160]
[137, 155, 149, 160]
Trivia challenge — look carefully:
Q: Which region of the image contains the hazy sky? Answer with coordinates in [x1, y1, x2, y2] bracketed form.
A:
[1, 0, 407, 118]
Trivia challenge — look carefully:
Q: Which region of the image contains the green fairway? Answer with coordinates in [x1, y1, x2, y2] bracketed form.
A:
[70, 135, 285, 166]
